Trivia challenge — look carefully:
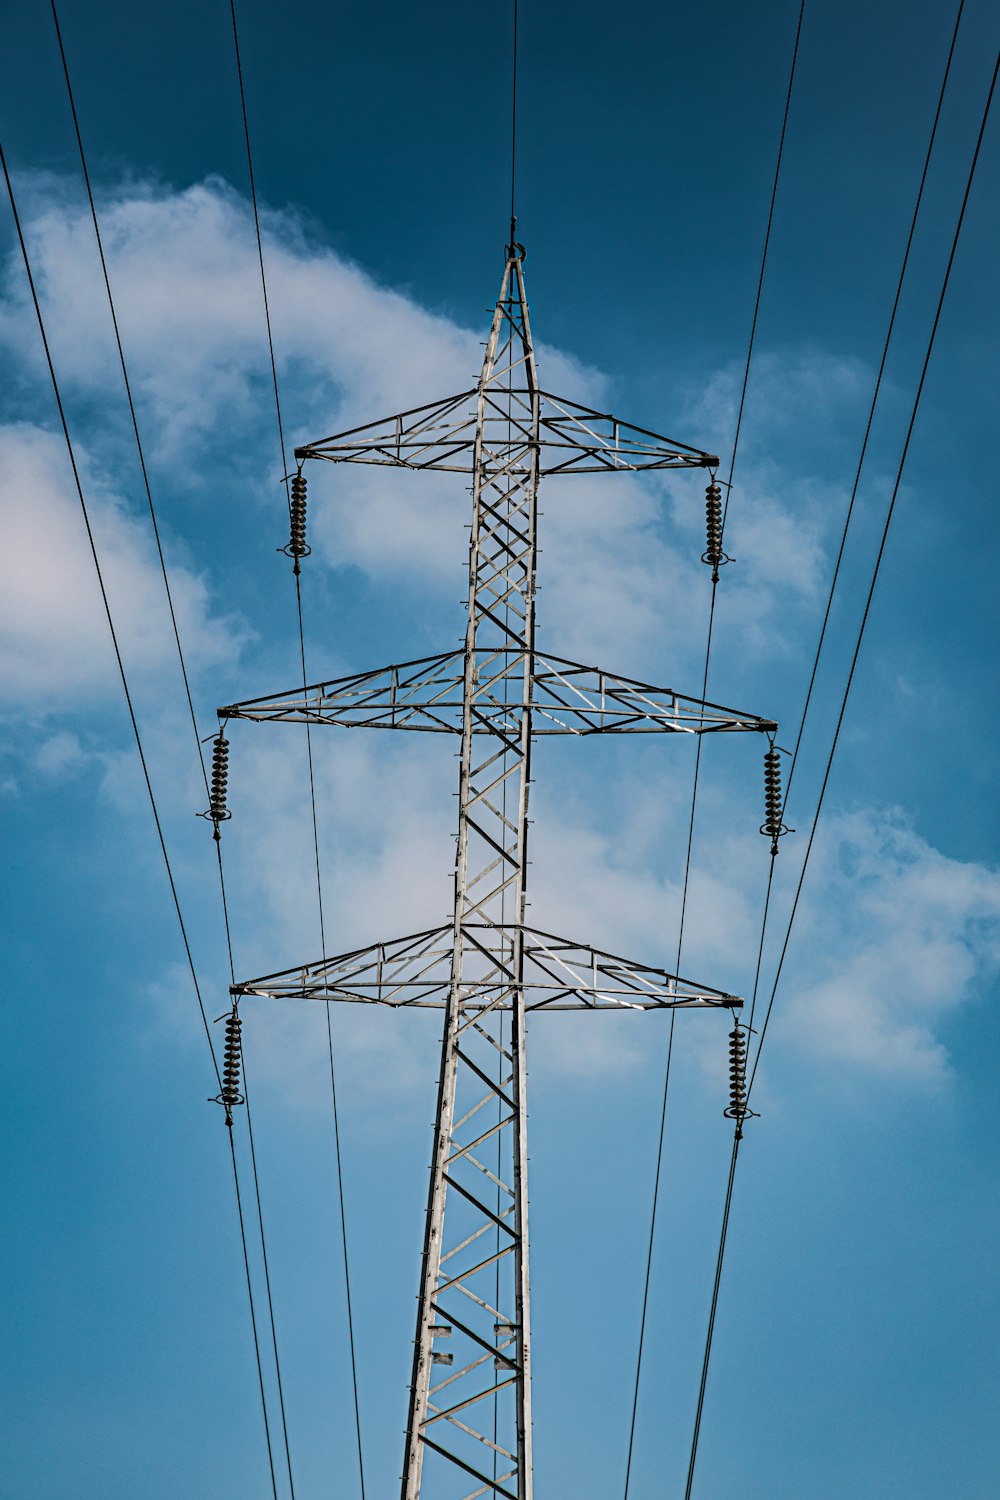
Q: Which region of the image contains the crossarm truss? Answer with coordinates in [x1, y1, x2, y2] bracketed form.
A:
[294, 389, 719, 475]
[230, 923, 742, 1012]
[219, 647, 777, 739]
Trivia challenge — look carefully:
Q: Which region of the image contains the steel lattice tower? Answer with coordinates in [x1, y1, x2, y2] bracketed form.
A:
[223, 242, 776, 1500]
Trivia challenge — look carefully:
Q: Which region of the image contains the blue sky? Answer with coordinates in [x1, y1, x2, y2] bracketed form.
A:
[1, 1, 998, 1497]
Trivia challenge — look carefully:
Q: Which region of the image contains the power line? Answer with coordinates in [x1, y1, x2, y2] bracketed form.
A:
[743, 0, 966, 1055]
[683, 1130, 740, 1500]
[622, 9, 806, 1490]
[0, 141, 222, 1098]
[229, 0, 291, 507]
[296, 571, 368, 1500]
[721, 0, 806, 533]
[747, 40, 999, 1106]
[243, 1052, 298, 1499]
[509, 0, 519, 240]
[0, 130, 283, 1500]
[48, 0, 210, 802]
[682, 39, 998, 1494]
[48, 6, 301, 1489]
[228, 1123, 283, 1500]
[780, 0, 965, 818]
[227, 2, 367, 1487]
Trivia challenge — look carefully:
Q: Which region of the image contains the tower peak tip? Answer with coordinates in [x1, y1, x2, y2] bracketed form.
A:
[506, 216, 526, 264]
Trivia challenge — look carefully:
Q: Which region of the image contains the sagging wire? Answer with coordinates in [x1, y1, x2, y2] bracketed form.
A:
[779, 0, 967, 822]
[746, 36, 999, 1113]
[626, 0, 805, 1428]
[736, 0, 969, 1102]
[48, 4, 305, 1488]
[735, 0, 969, 1093]
[739, 0, 968, 1071]
[625, 9, 808, 1495]
[0, 125, 288, 1499]
[226, 2, 367, 1483]
[683, 26, 995, 1498]
[720, 0, 807, 538]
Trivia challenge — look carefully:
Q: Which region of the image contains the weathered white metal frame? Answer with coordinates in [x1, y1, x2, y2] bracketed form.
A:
[226, 249, 774, 1500]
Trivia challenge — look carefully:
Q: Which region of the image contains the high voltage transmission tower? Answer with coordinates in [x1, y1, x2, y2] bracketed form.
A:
[218, 239, 778, 1500]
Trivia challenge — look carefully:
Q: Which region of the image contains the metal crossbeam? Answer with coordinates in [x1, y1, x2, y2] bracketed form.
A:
[220, 649, 777, 738]
[231, 923, 742, 1011]
[227, 246, 773, 1500]
[295, 388, 718, 475]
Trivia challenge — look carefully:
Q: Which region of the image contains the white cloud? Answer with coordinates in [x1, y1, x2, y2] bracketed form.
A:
[0, 176, 596, 466]
[1, 176, 826, 676]
[778, 809, 1000, 1081]
[0, 422, 243, 706]
[34, 729, 90, 776]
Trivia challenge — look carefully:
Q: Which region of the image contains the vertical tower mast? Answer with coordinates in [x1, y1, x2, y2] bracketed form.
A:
[224, 243, 778, 1500]
[403, 246, 538, 1500]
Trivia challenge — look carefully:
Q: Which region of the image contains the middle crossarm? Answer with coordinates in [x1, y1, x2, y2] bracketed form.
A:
[231, 922, 743, 1012]
[219, 647, 777, 737]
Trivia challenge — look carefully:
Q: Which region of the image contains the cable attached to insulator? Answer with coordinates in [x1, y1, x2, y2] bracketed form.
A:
[211, 1004, 245, 1127]
[279, 468, 310, 574]
[701, 478, 732, 582]
[723, 1021, 756, 1139]
[760, 744, 792, 855]
[198, 730, 231, 840]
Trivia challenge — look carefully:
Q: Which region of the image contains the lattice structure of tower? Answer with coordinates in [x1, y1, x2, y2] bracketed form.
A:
[222, 242, 777, 1500]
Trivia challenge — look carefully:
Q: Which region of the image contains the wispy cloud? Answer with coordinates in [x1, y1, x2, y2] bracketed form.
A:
[0, 422, 243, 705]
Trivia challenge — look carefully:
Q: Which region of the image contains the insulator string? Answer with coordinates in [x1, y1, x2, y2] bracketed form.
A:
[202, 731, 232, 836]
[701, 479, 730, 582]
[216, 1006, 244, 1123]
[761, 746, 792, 855]
[282, 468, 310, 571]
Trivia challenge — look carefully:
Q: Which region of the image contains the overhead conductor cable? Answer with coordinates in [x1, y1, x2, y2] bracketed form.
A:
[686, 21, 996, 1500]
[228, 1, 366, 1491]
[0, 118, 283, 1500]
[622, 7, 807, 1497]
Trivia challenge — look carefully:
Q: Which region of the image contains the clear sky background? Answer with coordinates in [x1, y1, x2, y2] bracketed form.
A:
[1, 1, 998, 1497]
